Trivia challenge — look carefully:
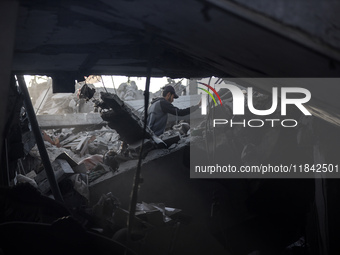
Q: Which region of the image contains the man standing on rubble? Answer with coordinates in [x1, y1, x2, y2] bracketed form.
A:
[147, 85, 200, 136]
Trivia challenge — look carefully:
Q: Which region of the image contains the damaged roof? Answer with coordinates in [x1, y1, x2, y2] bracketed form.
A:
[12, 0, 340, 87]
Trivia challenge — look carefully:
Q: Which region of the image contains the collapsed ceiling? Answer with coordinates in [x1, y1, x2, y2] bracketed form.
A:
[12, 0, 340, 93]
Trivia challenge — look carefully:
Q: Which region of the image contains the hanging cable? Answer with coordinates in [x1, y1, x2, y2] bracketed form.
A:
[127, 35, 153, 241]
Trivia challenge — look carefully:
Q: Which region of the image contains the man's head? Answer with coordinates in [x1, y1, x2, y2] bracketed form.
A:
[162, 85, 179, 103]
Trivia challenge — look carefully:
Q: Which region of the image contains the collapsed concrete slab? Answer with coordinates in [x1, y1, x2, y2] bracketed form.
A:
[37, 113, 105, 129]
[99, 92, 153, 144]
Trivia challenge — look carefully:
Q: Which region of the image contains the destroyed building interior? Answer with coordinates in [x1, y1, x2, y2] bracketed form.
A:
[1, 1, 340, 255]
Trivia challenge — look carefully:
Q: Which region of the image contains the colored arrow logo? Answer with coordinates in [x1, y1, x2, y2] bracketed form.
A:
[198, 82, 223, 106]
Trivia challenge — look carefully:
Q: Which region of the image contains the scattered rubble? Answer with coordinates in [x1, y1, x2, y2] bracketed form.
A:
[16, 84, 195, 217]
[22, 125, 122, 197]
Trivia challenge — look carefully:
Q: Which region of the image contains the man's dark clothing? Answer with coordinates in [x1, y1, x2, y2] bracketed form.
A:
[147, 97, 199, 136]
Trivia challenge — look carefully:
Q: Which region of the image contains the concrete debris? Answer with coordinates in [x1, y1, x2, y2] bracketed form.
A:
[135, 202, 181, 224]
[91, 195, 183, 237]
[28, 124, 123, 196]
[15, 174, 38, 188]
[37, 113, 106, 129]
[159, 130, 181, 147]
[15, 80, 217, 254]
[36, 159, 74, 194]
[103, 150, 119, 171]
[89, 163, 113, 182]
[31, 79, 78, 115]
[78, 155, 104, 171]
[172, 121, 190, 135]
[115, 79, 166, 101]
[55, 152, 78, 168]
[5, 76, 238, 255]
[21, 86, 195, 221]
[33, 126, 121, 162]
[88, 142, 108, 156]
[69, 174, 89, 201]
[117, 81, 144, 101]
[127, 139, 154, 158]
[93, 192, 121, 220]
[25, 170, 37, 179]
[98, 92, 153, 144]
[28, 84, 194, 197]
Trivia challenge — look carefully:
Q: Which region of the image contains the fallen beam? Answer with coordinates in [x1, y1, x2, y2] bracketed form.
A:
[100, 92, 153, 144]
[37, 113, 106, 129]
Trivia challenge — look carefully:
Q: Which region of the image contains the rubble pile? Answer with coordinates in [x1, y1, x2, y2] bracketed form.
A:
[14, 126, 122, 201]
[116, 81, 144, 101]
[116, 78, 186, 101]
[15, 87, 194, 209]
[16, 79, 194, 204]
[6, 78, 230, 254]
